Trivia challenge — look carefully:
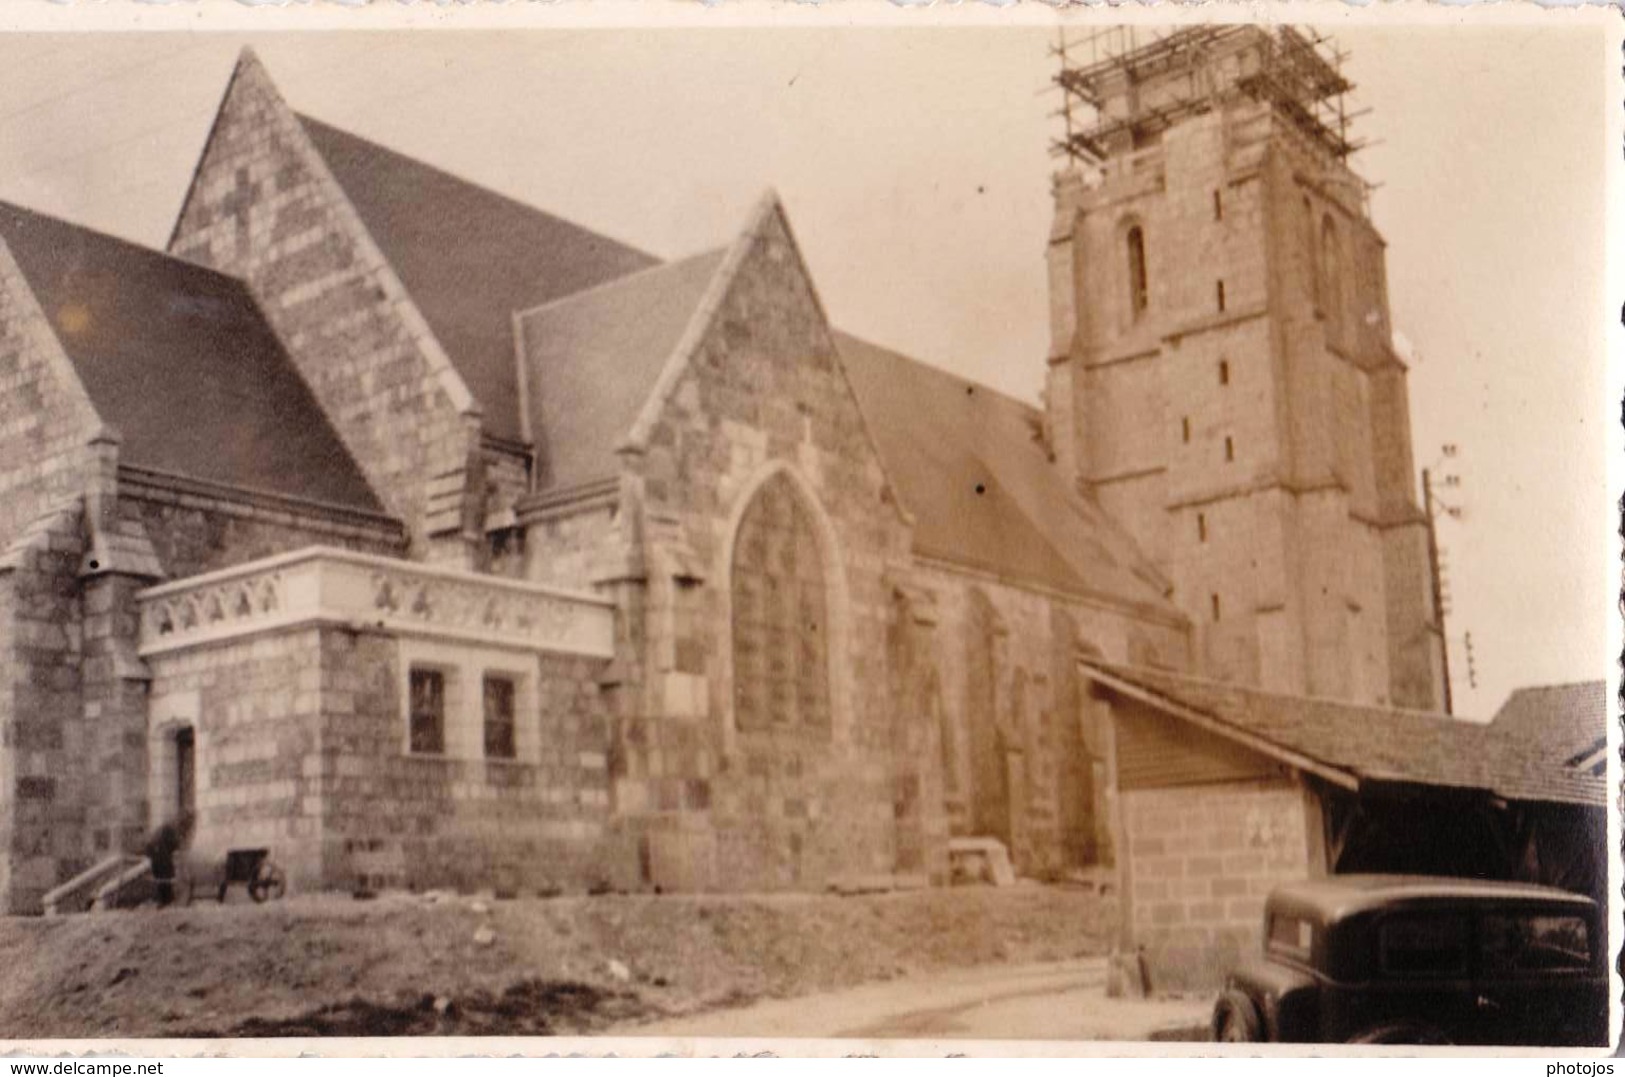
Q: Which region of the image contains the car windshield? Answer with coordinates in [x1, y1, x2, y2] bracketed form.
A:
[1377, 913, 1469, 976]
[1481, 913, 1591, 975]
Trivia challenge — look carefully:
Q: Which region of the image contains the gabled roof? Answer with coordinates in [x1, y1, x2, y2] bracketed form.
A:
[1489, 681, 1607, 775]
[517, 250, 728, 492]
[1081, 661, 1608, 808]
[837, 335, 1179, 620]
[0, 201, 382, 514]
[298, 116, 658, 444]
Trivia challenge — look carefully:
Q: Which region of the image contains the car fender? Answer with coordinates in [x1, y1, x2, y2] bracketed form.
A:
[1224, 958, 1320, 1041]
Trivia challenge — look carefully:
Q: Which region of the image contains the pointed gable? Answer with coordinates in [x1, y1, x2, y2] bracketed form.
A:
[1, 202, 380, 513]
[298, 116, 658, 443]
[169, 49, 485, 552]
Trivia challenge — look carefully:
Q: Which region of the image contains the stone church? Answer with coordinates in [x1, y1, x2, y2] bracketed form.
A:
[0, 30, 1470, 930]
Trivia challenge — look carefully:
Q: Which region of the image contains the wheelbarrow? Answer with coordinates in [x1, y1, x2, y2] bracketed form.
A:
[184, 848, 287, 905]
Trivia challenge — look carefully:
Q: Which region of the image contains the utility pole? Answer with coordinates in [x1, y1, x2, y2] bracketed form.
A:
[1422, 467, 1453, 715]
[1422, 444, 1465, 715]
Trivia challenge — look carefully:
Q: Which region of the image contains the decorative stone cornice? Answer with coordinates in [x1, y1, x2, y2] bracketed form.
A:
[137, 545, 614, 660]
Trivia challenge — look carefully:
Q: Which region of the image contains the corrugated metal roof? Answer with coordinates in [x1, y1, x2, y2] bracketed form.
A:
[517, 250, 728, 492]
[299, 115, 658, 444]
[1082, 661, 1607, 808]
[0, 201, 382, 514]
[837, 334, 1179, 617]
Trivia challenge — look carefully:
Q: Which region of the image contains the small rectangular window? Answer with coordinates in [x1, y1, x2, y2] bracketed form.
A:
[1267, 914, 1313, 960]
[1210, 593, 1222, 621]
[1213, 189, 1223, 221]
[1219, 360, 1230, 386]
[1224, 436, 1235, 462]
[483, 675, 516, 760]
[1197, 513, 1208, 542]
[1216, 280, 1227, 313]
[409, 668, 445, 755]
[1181, 416, 1191, 444]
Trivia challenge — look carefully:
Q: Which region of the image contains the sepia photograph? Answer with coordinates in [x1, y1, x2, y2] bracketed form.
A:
[0, 4, 1616, 1054]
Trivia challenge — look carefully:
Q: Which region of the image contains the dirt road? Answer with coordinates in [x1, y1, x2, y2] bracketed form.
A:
[625, 958, 1214, 1043]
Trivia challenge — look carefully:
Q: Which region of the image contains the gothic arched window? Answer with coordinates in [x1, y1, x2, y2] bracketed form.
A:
[1125, 224, 1149, 317]
[731, 473, 831, 733]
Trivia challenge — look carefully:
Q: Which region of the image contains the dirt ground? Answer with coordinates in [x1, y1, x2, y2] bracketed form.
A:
[0, 884, 1112, 1039]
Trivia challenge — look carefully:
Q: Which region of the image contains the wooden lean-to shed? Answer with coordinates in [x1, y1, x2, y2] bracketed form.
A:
[1077, 661, 1608, 989]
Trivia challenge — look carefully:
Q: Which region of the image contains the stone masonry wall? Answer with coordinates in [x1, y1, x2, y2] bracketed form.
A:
[1045, 97, 1442, 710]
[605, 200, 917, 892]
[145, 626, 630, 896]
[145, 627, 329, 891]
[121, 484, 402, 581]
[319, 630, 631, 894]
[914, 561, 1188, 876]
[0, 237, 101, 549]
[1121, 777, 1317, 990]
[167, 50, 480, 562]
[0, 504, 90, 914]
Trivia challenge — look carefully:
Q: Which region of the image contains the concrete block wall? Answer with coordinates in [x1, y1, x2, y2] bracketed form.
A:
[167, 50, 481, 563]
[1121, 777, 1317, 990]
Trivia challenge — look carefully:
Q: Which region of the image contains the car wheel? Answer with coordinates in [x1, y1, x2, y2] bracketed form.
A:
[1348, 1023, 1455, 1046]
[1212, 990, 1263, 1043]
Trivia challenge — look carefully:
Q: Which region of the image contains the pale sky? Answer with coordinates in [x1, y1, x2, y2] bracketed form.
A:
[0, 22, 1610, 718]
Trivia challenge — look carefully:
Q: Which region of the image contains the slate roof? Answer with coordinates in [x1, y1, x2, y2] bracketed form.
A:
[517, 250, 728, 492]
[1081, 660, 1608, 808]
[837, 335, 1179, 618]
[1489, 681, 1607, 774]
[299, 116, 658, 443]
[0, 201, 382, 514]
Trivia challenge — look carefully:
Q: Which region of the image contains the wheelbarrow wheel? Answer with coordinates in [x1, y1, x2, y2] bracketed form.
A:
[249, 861, 286, 903]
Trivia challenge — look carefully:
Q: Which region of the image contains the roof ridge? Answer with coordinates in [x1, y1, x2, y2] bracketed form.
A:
[513, 247, 724, 323]
[1, 199, 253, 292]
[1083, 658, 1464, 723]
[834, 330, 1041, 418]
[294, 112, 656, 263]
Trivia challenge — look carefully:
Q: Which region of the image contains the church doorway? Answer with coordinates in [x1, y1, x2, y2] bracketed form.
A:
[173, 726, 196, 827]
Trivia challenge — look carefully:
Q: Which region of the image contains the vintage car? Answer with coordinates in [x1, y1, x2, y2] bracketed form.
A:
[1212, 875, 1607, 1046]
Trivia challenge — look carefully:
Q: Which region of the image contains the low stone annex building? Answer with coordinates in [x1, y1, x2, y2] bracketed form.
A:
[0, 32, 1600, 991]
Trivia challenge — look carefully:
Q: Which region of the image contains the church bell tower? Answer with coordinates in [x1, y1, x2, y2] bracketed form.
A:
[1044, 27, 1446, 710]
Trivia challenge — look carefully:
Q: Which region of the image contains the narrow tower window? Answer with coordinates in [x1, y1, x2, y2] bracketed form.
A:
[1224, 435, 1235, 462]
[1219, 360, 1230, 386]
[1320, 214, 1342, 330]
[1216, 279, 1227, 313]
[1210, 593, 1222, 622]
[1126, 225, 1149, 316]
[1197, 513, 1208, 542]
[1213, 189, 1223, 221]
[1305, 196, 1321, 309]
[1181, 416, 1191, 444]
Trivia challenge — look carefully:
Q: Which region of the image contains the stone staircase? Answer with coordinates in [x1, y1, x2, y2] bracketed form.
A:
[41, 854, 153, 915]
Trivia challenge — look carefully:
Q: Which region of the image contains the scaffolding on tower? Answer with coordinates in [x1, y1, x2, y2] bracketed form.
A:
[1050, 25, 1365, 172]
